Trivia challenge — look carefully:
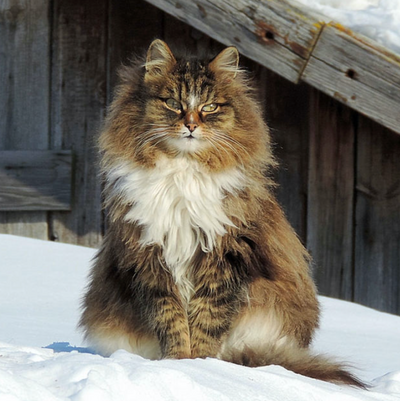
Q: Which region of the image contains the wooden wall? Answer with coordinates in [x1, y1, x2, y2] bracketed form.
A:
[1, 0, 399, 315]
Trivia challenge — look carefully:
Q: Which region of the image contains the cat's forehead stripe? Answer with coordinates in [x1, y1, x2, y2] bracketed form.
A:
[176, 74, 204, 105]
[180, 78, 192, 101]
[166, 60, 218, 104]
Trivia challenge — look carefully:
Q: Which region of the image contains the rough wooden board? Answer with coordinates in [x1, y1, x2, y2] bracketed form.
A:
[0, 151, 72, 211]
[307, 90, 355, 300]
[0, 0, 50, 239]
[144, 0, 324, 83]
[263, 70, 309, 242]
[49, 0, 106, 247]
[354, 118, 400, 314]
[107, 0, 164, 101]
[302, 24, 400, 135]
[163, 10, 219, 55]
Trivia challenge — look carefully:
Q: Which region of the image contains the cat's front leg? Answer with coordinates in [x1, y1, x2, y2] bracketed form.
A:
[188, 253, 246, 359]
[140, 281, 191, 359]
[135, 252, 191, 359]
[152, 292, 191, 359]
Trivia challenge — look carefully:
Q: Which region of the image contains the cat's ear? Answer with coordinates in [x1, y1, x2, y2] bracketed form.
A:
[209, 47, 240, 81]
[145, 39, 176, 80]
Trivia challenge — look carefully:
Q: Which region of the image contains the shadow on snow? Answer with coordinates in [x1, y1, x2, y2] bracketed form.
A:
[44, 342, 96, 354]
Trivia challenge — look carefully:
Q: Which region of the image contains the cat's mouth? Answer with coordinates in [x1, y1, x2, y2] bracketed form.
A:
[182, 133, 196, 140]
[166, 131, 209, 154]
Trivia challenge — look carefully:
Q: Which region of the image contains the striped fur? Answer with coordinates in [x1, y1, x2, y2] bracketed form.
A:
[80, 40, 365, 388]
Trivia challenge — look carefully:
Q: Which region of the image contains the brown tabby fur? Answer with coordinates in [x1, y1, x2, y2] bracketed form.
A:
[80, 40, 364, 387]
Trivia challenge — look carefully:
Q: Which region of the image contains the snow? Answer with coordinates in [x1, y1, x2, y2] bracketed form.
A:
[293, 0, 400, 53]
[0, 233, 400, 401]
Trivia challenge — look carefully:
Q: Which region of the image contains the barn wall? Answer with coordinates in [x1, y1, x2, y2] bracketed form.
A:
[0, 0, 399, 314]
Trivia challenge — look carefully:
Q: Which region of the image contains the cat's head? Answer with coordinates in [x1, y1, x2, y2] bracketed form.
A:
[101, 40, 271, 172]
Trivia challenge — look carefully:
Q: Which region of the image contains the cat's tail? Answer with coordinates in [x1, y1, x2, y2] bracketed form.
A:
[224, 344, 367, 388]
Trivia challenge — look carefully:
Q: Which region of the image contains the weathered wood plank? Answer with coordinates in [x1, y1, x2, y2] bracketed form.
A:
[49, 0, 106, 247]
[354, 118, 400, 314]
[302, 24, 400, 135]
[144, 0, 324, 83]
[163, 6, 229, 63]
[107, 0, 164, 100]
[264, 70, 309, 242]
[307, 90, 356, 300]
[163, 11, 218, 55]
[0, 0, 50, 239]
[0, 151, 72, 211]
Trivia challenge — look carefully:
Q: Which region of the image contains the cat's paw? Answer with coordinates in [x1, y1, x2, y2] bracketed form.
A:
[190, 342, 220, 359]
[163, 349, 191, 360]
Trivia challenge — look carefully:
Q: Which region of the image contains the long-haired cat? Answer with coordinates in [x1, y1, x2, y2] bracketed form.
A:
[80, 39, 364, 387]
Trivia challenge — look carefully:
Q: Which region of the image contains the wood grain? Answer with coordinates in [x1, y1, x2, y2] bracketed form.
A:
[143, 0, 323, 83]
[307, 90, 356, 300]
[263, 70, 309, 242]
[0, 151, 72, 211]
[354, 118, 400, 314]
[0, 0, 50, 239]
[302, 24, 400, 135]
[49, 0, 106, 246]
[107, 0, 164, 101]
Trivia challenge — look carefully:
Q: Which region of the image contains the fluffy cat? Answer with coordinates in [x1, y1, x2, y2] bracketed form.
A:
[80, 39, 363, 387]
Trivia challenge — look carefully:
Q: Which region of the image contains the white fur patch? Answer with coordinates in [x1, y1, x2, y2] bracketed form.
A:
[88, 330, 161, 359]
[106, 157, 245, 300]
[220, 309, 289, 357]
[188, 94, 198, 110]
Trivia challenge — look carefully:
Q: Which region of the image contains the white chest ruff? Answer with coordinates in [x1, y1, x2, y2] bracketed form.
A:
[107, 157, 244, 291]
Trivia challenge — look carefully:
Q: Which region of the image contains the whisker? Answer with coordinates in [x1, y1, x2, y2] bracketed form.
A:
[136, 130, 169, 153]
[213, 131, 251, 158]
[205, 135, 245, 169]
[212, 134, 250, 167]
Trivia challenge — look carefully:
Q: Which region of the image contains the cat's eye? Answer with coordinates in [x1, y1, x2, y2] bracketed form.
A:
[201, 103, 219, 113]
[165, 98, 182, 112]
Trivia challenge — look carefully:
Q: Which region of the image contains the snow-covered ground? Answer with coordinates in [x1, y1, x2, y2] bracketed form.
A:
[294, 0, 400, 53]
[1, 233, 400, 401]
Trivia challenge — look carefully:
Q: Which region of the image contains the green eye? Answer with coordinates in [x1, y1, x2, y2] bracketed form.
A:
[165, 98, 182, 112]
[201, 103, 219, 113]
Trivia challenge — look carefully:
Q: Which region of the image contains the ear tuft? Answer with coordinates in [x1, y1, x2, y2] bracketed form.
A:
[145, 39, 176, 80]
[209, 47, 240, 80]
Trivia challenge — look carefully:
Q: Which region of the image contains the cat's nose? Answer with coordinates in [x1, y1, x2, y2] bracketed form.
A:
[185, 122, 198, 133]
[184, 112, 200, 133]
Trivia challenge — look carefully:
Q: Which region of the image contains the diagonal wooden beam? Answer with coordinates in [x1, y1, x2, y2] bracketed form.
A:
[302, 23, 400, 135]
[143, 0, 400, 135]
[144, 0, 324, 83]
